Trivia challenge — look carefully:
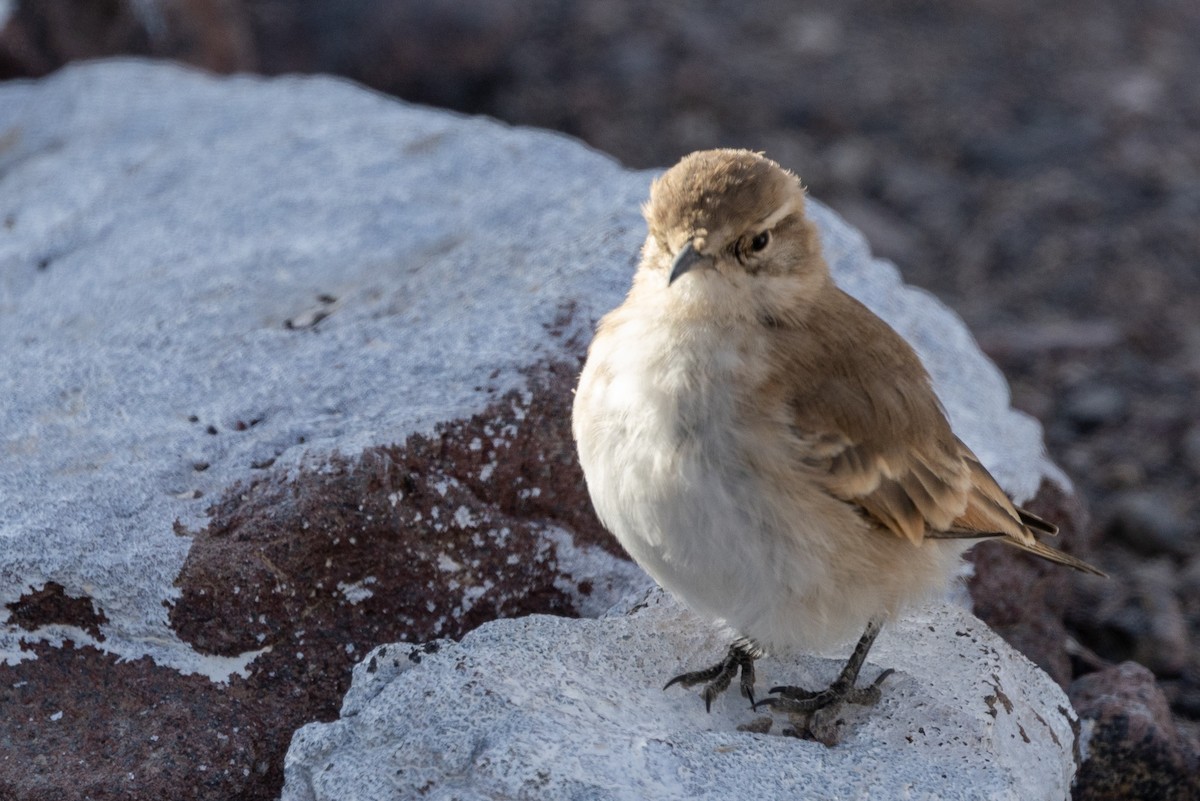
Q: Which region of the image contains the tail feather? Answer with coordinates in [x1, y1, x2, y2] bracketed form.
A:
[1006, 537, 1106, 577]
[926, 528, 1007, 540]
[949, 437, 1099, 575]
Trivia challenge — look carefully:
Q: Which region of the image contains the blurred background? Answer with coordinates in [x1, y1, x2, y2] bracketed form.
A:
[3, 0, 1197, 750]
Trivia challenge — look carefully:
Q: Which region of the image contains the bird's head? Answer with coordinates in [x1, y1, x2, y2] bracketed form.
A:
[638, 149, 829, 324]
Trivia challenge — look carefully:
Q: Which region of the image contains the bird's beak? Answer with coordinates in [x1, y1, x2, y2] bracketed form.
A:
[668, 241, 708, 286]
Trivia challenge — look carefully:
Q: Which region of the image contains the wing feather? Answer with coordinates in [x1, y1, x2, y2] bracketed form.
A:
[779, 288, 1100, 574]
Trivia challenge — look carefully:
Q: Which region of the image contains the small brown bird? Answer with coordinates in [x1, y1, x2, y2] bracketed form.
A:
[572, 149, 1102, 720]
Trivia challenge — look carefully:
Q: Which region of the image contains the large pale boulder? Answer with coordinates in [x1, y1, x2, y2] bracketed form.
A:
[284, 590, 1078, 801]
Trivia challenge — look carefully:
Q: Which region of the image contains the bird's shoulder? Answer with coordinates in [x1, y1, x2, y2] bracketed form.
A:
[768, 286, 950, 451]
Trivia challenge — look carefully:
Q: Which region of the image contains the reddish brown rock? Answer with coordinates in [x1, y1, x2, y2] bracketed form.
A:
[0, 641, 280, 801]
[1070, 662, 1200, 801]
[6, 582, 109, 642]
[169, 361, 613, 661]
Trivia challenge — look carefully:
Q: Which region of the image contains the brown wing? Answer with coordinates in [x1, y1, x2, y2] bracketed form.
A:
[781, 288, 1103, 575]
[806, 436, 970, 546]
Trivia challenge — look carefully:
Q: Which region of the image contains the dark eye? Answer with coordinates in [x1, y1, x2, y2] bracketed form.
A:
[750, 231, 770, 252]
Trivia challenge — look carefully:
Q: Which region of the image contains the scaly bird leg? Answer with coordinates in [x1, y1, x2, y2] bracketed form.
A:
[664, 638, 763, 712]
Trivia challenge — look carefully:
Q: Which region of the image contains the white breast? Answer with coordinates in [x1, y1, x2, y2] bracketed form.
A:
[574, 313, 801, 638]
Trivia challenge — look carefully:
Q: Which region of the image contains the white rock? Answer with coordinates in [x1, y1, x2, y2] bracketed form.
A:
[284, 589, 1077, 801]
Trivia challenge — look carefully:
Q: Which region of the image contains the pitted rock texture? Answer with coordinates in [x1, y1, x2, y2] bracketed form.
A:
[282, 593, 1080, 801]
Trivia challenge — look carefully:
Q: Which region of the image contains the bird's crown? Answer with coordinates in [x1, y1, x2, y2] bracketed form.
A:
[644, 149, 802, 254]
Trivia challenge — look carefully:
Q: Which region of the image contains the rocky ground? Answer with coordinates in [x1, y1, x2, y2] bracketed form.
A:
[3, 0, 1198, 795]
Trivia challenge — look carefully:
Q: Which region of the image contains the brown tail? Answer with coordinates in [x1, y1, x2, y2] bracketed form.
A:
[1005, 537, 1106, 577]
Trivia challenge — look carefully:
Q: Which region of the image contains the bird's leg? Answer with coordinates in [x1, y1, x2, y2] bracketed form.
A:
[664, 638, 763, 712]
[757, 617, 894, 714]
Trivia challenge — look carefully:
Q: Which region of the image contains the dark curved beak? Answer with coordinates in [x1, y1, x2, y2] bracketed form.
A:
[668, 241, 708, 286]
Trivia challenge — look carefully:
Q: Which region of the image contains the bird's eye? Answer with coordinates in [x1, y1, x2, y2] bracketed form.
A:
[750, 231, 770, 252]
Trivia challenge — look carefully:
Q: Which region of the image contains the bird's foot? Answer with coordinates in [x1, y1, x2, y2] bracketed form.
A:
[756, 667, 895, 714]
[664, 640, 760, 712]
[754, 668, 895, 745]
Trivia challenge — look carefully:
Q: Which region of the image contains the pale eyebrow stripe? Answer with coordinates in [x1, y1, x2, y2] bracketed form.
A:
[758, 197, 799, 231]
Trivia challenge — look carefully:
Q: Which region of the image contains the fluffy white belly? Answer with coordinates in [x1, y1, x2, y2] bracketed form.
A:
[573, 317, 965, 653]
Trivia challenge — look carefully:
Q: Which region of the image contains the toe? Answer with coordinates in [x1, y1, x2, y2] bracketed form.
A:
[769, 684, 822, 701]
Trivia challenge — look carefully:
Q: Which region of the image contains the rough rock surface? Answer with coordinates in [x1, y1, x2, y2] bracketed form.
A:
[2, 60, 1074, 800]
[284, 591, 1078, 801]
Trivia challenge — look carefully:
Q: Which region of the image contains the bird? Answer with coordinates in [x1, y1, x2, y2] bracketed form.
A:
[571, 148, 1103, 724]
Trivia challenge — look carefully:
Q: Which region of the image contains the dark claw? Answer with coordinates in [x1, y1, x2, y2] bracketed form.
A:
[751, 696, 779, 712]
[663, 661, 725, 691]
